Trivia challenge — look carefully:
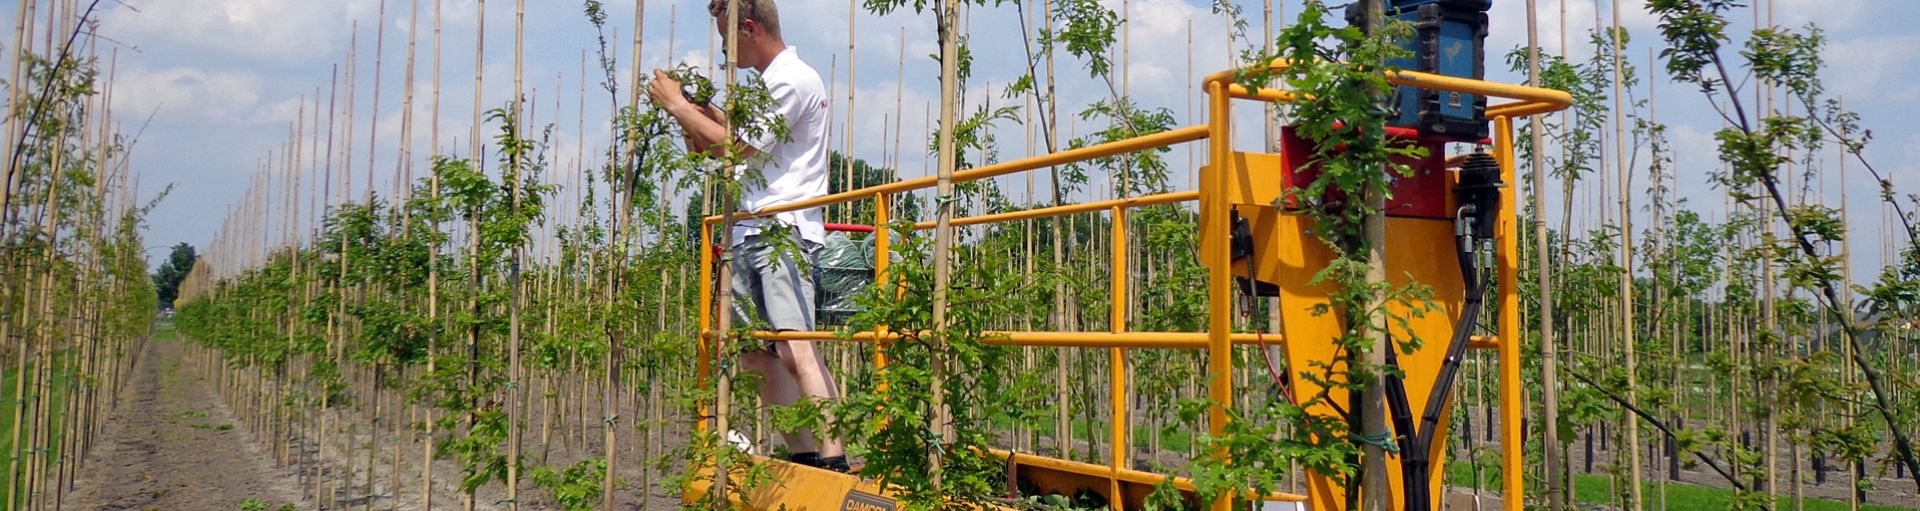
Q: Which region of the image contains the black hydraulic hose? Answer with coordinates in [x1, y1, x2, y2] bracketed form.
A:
[1383, 348, 1419, 476]
[1417, 264, 1488, 451]
[1393, 152, 1501, 511]
[1393, 228, 1491, 511]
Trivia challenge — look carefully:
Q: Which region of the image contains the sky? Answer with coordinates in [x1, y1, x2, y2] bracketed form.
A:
[22, 0, 1914, 280]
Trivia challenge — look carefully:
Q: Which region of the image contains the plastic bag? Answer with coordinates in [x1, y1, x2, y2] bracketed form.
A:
[814, 231, 876, 325]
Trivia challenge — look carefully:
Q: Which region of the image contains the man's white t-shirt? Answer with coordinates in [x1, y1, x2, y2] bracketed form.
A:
[734, 46, 830, 245]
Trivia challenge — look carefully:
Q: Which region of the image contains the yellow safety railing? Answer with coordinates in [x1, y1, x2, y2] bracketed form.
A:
[694, 60, 1571, 511]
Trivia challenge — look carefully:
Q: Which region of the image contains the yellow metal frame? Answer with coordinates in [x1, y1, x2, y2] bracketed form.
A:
[691, 61, 1569, 511]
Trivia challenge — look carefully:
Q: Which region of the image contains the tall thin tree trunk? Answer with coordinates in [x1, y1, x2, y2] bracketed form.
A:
[1357, 1, 1391, 509]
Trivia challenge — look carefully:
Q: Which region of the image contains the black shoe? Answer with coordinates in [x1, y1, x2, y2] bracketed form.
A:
[818, 456, 850, 473]
[788, 451, 821, 467]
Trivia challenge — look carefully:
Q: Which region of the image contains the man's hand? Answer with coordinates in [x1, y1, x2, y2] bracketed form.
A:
[646, 70, 688, 111]
[649, 69, 752, 159]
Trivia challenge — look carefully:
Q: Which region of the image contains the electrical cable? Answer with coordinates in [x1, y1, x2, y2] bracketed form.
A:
[1237, 216, 1295, 404]
[1390, 151, 1500, 511]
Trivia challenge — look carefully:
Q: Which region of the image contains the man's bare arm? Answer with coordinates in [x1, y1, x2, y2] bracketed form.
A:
[648, 69, 760, 159]
[675, 103, 743, 156]
[688, 104, 726, 153]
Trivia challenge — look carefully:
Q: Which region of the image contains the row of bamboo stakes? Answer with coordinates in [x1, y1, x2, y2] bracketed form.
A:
[1, 0, 156, 510]
[1527, 1, 1918, 510]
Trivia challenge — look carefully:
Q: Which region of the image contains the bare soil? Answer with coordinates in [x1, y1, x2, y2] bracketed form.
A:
[61, 337, 690, 511]
[64, 338, 310, 511]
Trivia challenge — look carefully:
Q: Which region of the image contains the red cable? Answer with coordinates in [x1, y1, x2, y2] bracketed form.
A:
[1247, 304, 1295, 405]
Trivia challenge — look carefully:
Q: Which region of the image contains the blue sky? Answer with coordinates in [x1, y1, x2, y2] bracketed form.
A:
[41, 0, 1916, 280]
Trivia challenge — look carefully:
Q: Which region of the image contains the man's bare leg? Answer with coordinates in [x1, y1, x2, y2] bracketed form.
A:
[775, 340, 842, 457]
[741, 349, 817, 454]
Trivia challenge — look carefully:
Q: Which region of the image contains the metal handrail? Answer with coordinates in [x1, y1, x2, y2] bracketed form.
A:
[701, 125, 1210, 225]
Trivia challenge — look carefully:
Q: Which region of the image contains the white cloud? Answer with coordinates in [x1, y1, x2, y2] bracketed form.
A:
[101, 0, 381, 65]
[1773, 0, 1866, 31]
[243, 95, 307, 127]
[110, 65, 267, 127]
[1484, 0, 1662, 64]
[1823, 35, 1920, 105]
[1104, 0, 1230, 100]
[664, 48, 717, 73]
[1480, 0, 1867, 69]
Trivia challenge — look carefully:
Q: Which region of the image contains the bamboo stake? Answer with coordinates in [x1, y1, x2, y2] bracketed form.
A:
[559, 49, 583, 471]
[302, 84, 323, 500]
[602, 7, 636, 511]
[364, 5, 390, 508]
[929, 0, 962, 492]
[401, 0, 420, 209]
[289, 93, 306, 474]
[338, 18, 362, 511]
[423, 0, 442, 504]
[1555, 1, 1574, 355]
[1, 0, 35, 232]
[464, 2, 484, 509]
[1721, 113, 1742, 498]
[3, 0, 36, 490]
[712, 0, 744, 502]
[1041, 0, 1069, 462]
[893, 27, 904, 178]
[1020, 52, 1035, 453]
[623, 0, 651, 498]
[318, 58, 341, 508]
[1260, 0, 1274, 157]
[537, 73, 559, 471]
[1647, 45, 1674, 509]
[640, 0, 673, 501]
[506, 0, 525, 506]
[1837, 95, 1861, 511]
[841, 0, 855, 222]
[1608, 1, 1643, 509]
[368, 0, 387, 210]
[1526, 0, 1563, 507]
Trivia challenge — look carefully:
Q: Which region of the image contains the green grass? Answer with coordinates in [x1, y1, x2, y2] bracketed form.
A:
[0, 351, 75, 507]
[0, 321, 162, 506]
[1000, 416, 1920, 510]
[152, 320, 177, 342]
[991, 414, 1205, 461]
[1448, 460, 1920, 510]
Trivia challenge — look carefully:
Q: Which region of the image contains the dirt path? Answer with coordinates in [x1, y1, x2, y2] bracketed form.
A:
[63, 338, 309, 511]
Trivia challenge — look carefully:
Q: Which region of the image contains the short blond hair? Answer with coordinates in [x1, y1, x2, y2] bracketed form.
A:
[709, 0, 782, 38]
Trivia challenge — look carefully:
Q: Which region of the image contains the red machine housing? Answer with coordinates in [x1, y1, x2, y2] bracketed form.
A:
[1276, 125, 1467, 219]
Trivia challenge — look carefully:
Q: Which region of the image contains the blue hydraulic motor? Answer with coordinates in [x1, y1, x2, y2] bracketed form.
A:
[1348, 0, 1493, 141]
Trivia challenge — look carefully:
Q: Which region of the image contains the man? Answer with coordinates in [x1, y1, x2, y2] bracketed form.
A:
[646, 0, 847, 472]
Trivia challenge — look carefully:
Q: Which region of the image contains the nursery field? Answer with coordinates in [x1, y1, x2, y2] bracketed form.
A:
[3, 0, 1918, 510]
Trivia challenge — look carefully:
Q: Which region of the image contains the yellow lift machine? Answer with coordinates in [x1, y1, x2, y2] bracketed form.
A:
[688, 61, 1570, 511]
